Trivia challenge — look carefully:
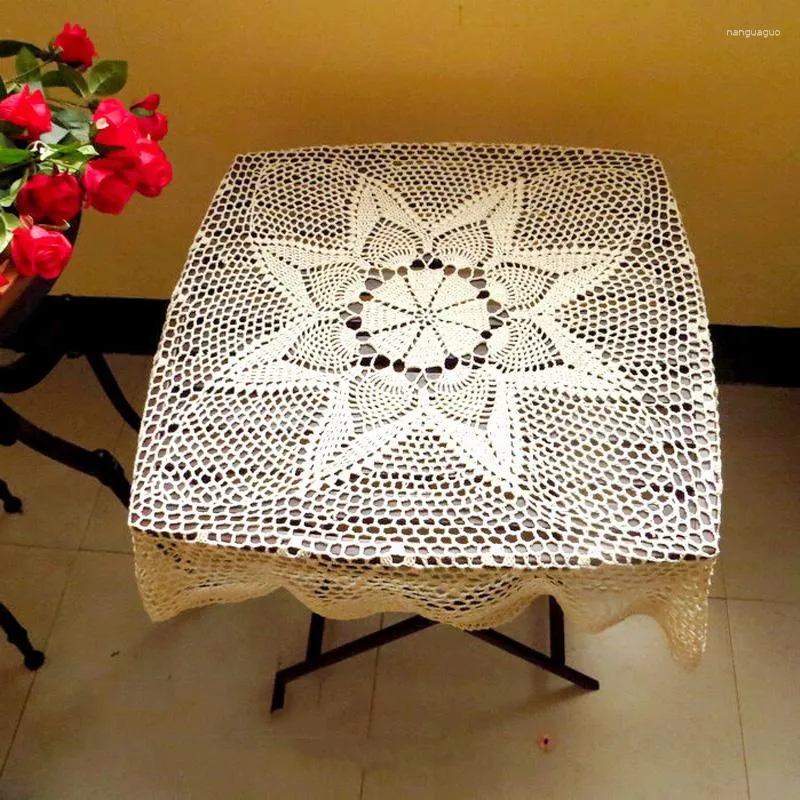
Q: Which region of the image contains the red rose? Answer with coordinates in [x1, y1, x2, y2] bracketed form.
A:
[53, 23, 97, 70]
[15, 172, 83, 224]
[0, 85, 52, 141]
[131, 94, 160, 112]
[136, 140, 173, 197]
[83, 158, 137, 214]
[137, 111, 168, 141]
[10, 225, 73, 279]
[92, 99, 141, 167]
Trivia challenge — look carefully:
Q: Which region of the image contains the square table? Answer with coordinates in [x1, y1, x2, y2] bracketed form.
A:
[129, 143, 721, 688]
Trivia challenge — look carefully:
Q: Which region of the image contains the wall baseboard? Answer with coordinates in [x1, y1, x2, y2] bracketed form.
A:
[4, 295, 799, 387]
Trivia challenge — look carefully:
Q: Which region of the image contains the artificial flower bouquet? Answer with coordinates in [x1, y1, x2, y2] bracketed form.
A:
[0, 23, 172, 294]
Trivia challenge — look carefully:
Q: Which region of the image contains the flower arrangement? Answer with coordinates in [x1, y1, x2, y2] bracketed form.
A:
[0, 23, 172, 293]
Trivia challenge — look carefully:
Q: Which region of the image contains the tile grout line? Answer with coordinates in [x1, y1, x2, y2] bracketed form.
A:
[0, 546, 80, 781]
[358, 766, 367, 800]
[723, 598, 752, 800]
[364, 613, 384, 741]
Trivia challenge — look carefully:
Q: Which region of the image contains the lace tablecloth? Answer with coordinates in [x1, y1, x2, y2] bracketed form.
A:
[129, 143, 721, 668]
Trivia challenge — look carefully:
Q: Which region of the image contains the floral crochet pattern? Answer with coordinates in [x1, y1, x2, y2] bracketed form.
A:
[130, 144, 721, 667]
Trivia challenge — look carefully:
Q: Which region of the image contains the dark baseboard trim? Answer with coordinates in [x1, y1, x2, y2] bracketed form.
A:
[4, 295, 799, 387]
[5, 296, 168, 357]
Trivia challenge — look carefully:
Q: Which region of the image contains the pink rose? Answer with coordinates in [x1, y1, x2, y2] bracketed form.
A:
[83, 158, 137, 214]
[92, 99, 141, 167]
[0, 85, 52, 141]
[137, 111, 168, 141]
[131, 94, 160, 112]
[53, 23, 98, 70]
[136, 140, 173, 197]
[10, 225, 73, 279]
[15, 172, 83, 224]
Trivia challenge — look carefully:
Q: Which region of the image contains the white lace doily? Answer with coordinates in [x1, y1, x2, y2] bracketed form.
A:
[129, 143, 721, 667]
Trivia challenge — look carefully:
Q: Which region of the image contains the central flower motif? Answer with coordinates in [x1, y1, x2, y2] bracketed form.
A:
[344, 254, 508, 386]
[195, 168, 644, 494]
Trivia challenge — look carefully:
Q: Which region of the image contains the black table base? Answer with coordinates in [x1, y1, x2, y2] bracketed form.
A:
[270, 597, 599, 712]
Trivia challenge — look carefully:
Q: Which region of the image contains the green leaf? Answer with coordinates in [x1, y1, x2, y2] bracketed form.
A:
[0, 81, 6, 101]
[0, 175, 25, 208]
[0, 210, 23, 253]
[42, 63, 89, 97]
[15, 47, 41, 88]
[0, 40, 49, 59]
[86, 60, 128, 97]
[52, 106, 91, 129]
[0, 227, 12, 254]
[0, 148, 34, 166]
[39, 123, 70, 145]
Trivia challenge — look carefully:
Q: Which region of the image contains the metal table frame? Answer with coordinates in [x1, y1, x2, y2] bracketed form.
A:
[271, 599, 598, 712]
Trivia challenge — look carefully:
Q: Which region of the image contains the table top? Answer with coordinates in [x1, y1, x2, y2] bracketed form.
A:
[130, 143, 721, 575]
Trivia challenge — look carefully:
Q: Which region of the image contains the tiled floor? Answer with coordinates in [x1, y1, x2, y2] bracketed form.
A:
[1, 356, 798, 799]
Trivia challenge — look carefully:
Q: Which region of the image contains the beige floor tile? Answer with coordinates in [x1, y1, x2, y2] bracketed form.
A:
[0, 545, 73, 769]
[728, 599, 800, 800]
[0, 448, 103, 550]
[271, 609, 382, 739]
[718, 386, 800, 602]
[0, 552, 366, 798]
[80, 426, 136, 554]
[362, 600, 746, 799]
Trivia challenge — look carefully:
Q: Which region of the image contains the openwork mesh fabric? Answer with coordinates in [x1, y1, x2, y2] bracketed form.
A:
[129, 143, 721, 667]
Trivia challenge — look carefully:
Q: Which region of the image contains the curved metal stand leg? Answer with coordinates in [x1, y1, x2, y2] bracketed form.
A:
[85, 352, 142, 433]
[0, 603, 45, 670]
[0, 479, 23, 513]
[0, 399, 131, 509]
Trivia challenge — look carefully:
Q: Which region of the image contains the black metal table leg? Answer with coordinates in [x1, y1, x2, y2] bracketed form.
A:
[271, 597, 599, 712]
[0, 603, 45, 670]
[467, 628, 599, 691]
[549, 595, 566, 665]
[271, 614, 437, 712]
[306, 612, 325, 660]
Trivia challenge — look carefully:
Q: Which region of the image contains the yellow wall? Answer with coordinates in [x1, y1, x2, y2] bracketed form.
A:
[4, 1, 798, 325]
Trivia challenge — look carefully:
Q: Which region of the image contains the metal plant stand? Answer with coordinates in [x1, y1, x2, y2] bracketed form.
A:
[1, 295, 137, 668]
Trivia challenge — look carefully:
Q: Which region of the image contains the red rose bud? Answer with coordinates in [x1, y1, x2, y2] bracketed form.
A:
[131, 94, 160, 112]
[137, 111, 168, 141]
[15, 173, 83, 225]
[83, 158, 137, 214]
[10, 225, 73, 279]
[92, 99, 141, 167]
[136, 140, 173, 198]
[0, 85, 52, 141]
[53, 23, 97, 70]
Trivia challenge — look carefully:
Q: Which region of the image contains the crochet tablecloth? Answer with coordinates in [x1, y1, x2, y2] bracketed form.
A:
[129, 143, 721, 668]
